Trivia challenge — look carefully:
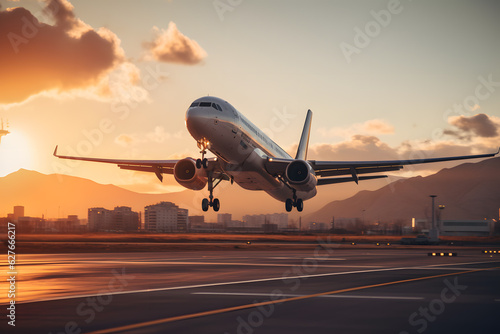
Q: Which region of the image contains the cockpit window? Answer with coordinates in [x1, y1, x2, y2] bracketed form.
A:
[190, 102, 199, 108]
[199, 102, 212, 107]
[211, 103, 223, 111]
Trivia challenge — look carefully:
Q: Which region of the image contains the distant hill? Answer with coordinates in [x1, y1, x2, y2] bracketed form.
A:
[0, 169, 198, 219]
[305, 157, 500, 224]
[0, 168, 391, 220]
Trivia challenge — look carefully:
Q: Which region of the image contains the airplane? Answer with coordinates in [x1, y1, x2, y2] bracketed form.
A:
[54, 96, 499, 212]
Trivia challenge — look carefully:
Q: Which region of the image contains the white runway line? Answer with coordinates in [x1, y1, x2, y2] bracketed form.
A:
[16, 259, 500, 305]
[15, 266, 408, 304]
[67, 260, 378, 268]
[192, 292, 424, 300]
[303, 257, 346, 261]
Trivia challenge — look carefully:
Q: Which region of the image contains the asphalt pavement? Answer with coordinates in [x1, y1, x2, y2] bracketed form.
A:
[2, 247, 499, 334]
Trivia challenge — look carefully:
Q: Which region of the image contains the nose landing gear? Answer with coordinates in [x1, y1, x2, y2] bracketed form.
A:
[196, 138, 210, 169]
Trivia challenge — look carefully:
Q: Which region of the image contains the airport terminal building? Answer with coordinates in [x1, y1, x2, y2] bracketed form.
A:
[440, 220, 493, 237]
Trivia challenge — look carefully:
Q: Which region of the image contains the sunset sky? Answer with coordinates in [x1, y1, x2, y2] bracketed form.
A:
[1, 0, 499, 199]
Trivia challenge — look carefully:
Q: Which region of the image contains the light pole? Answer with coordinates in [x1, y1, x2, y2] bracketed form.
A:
[429, 195, 439, 242]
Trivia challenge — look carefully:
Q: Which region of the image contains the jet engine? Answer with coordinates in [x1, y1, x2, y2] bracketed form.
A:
[174, 158, 208, 190]
[285, 160, 317, 192]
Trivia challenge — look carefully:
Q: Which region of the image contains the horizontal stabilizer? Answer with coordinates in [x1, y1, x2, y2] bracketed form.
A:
[317, 175, 388, 186]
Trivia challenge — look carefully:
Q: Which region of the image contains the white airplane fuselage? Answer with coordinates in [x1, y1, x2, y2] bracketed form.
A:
[185, 96, 317, 202]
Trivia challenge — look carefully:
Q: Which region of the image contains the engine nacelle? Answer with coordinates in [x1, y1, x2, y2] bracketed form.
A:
[285, 160, 317, 192]
[174, 158, 207, 190]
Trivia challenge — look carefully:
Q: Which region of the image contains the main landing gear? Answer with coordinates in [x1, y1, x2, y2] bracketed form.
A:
[202, 171, 222, 212]
[285, 190, 303, 212]
[196, 138, 209, 169]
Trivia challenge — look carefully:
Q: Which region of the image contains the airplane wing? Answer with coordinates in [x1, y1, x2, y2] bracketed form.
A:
[265, 148, 499, 185]
[53, 146, 222, 182]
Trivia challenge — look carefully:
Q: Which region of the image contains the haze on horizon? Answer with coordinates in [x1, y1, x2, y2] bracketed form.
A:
[1, 0, 500, 213]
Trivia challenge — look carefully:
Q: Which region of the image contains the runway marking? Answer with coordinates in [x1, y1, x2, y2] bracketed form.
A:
[17, 260, 500, 305]
[304, 257, 346, 261]
[85, 265, 500, 334]
[76, 260, 353, 267]
[411, 267, 488, 271]
[192, 292, 424, 300]
[18, 266, 404, 304]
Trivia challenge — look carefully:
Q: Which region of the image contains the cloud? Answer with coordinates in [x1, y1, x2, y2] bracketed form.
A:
[447, 113, 499, 138]
[0, 0, 145, 105]
[114, 134, 144, 147]
[296, 112, 500, 177]
[146, 126, 170, 143]
[114, 127, 185, 148]
[318, 119, 394, 138]
[308, 135, 399, 162]
[145, 22, 207, 65]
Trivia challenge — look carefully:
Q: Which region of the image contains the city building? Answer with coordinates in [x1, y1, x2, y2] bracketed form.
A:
[144, 202, 188, 233]
[177, 208, 189, 232]
[189, 215, 204, 224]
[112, 206, 140, 232]
[309, 222, 327, 232]
[242, 213, 288, 230]
[13, 206, 24, 221]
[88, 206, 139, 232]
[217, 213, 232, 228]
[88, 208, 113, 232]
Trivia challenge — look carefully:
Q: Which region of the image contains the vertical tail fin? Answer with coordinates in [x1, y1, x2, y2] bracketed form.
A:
[295, 109, 313, 160]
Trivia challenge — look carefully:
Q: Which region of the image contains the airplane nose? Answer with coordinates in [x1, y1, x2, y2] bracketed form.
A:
[186, 107, 209, 140]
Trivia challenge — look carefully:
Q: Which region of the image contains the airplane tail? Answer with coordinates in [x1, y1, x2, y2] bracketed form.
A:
[295, 109, 313, 160]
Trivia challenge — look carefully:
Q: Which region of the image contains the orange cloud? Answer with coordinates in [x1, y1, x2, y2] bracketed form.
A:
[145, 22, 207, 65]
[0, 0, 137, 104]
[318, 119, 394, 138]
[447, 113, 499, 138]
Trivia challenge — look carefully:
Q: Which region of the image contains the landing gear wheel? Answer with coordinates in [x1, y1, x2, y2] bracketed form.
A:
[213, 198, 220, 212]
[285, 199, 293, 212]
[202, 198, 209, 212]
[202, 158, 208, 169]
[296, 198, 304, 212]
[196, 159, 202, 169]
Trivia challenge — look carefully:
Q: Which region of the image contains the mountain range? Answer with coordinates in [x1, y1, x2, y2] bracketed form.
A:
[0, 168, 388, 220]
[0, 158, 498, 223]
[305, 157, 500, 223]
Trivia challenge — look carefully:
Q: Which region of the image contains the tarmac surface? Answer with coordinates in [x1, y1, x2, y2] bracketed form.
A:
[2, 246, 500, 333]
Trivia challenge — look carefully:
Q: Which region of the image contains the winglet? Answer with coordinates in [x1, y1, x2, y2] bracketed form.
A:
[53, 145, 59, 157]
[295, 109, 313, 160]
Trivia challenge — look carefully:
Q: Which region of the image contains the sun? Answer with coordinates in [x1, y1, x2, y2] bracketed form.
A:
[0, 130, 34, 177]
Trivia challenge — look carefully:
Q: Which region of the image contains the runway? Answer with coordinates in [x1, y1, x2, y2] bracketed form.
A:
[3, 247, 500, 333]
